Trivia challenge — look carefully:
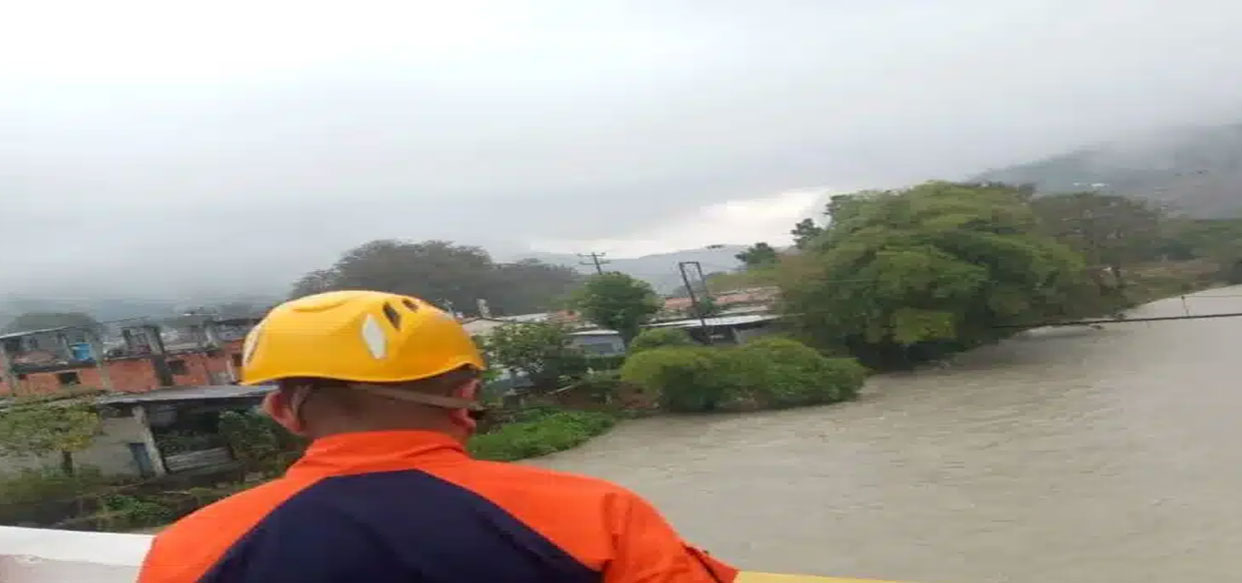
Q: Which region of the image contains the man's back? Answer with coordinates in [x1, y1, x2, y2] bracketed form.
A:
[140, 430, 735, 583]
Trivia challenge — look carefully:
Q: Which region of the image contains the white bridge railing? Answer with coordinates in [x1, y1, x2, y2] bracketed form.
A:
[0, 526, 150, 582]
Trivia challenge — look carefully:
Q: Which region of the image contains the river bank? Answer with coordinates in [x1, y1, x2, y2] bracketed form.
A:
[530, 288, 1242, 582]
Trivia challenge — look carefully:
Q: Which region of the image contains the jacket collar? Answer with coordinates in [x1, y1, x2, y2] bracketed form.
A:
[286, 430, 469, 478]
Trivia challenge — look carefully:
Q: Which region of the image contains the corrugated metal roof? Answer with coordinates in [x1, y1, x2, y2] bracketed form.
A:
[568, 328, 620, 336]
[0, 326, 78, 340]
[646, 314, 781, 329]
[95, 385, 274, 405]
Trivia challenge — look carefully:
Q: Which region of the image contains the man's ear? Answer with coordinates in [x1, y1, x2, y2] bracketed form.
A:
[263, 390, 306, 436]
[448, 379, 482, 431]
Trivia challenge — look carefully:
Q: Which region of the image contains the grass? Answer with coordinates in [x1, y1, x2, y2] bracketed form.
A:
[468, 410, 616, 462]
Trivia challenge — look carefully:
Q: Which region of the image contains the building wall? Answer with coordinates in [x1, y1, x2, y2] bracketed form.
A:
[0, 345, 246, 396]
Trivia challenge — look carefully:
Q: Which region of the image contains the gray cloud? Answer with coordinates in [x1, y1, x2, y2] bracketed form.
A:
[3, 0, 1241, 300]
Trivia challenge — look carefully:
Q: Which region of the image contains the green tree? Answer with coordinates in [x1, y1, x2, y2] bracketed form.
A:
[790, 218, 825, 249]
[488, 260, 582, 315]
[1031, 192, 1163, 290]
[573, 273, 661, 345]
[0, 402, 101, 475]
[735, 242, 779, 268]
[218, 410, 305, 476]
[485, 322, 586, 389]
[629, 328, 695, 353]
[289, 240, 578, 316]
[781, 181, 1087, 367]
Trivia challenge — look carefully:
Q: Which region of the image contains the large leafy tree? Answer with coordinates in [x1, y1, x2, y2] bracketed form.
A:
[573, 273, 661, 345]
[735, 242, 779, 268]
[790, 218, 825, 249]
[1031, 192, 1163, 290]
[781, 181, 1087, 366]
[484, 322, 585, 389]
[0, 402, 101, 475]
[488, 260, 582, 316]
[290, 240, 579, 316]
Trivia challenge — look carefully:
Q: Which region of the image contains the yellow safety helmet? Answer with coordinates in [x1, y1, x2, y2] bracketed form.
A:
[241, 290, 485, 386]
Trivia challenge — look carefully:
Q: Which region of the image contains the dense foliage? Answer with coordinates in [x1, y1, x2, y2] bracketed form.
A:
[790, 218, 825, 249]
[781, 182, 1089, 366]
[468, 410, 615, 461]
[572, 273, 661, 344]
[735, 242, 779, 268]
[1030, 192, 1163, 290]
[218, 410, 305, 476]
[0, 403, 102, 475]
[289, 239, 580, 316]
[484, 322, 586, 389]
[628, 328, 695, 353]
[619, 338, 866, 413]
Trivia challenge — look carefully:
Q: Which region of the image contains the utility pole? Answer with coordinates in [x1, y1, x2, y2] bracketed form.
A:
[678, 261, 713, 345]
[578, 252, 609, 275]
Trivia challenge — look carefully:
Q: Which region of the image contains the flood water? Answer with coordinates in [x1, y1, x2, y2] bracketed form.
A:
[535, 289, 1242, 582]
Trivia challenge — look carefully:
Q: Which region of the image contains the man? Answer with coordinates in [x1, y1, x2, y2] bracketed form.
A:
[140, 290, 737, 583]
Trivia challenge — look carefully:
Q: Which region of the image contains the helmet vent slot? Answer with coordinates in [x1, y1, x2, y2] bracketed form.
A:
[382, 302, 402, 330]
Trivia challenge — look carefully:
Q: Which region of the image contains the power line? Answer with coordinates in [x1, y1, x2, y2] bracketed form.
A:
[577, 252, 610, 275]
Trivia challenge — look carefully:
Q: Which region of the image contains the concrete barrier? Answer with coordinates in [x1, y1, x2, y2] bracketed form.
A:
[0, 526, 150, 582]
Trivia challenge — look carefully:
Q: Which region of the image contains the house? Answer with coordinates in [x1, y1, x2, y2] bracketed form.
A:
[0, 385, 272, 479]
[0, 314, 263, 396]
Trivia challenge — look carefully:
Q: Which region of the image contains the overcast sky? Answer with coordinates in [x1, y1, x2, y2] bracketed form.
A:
[4, 0, 1242, 300]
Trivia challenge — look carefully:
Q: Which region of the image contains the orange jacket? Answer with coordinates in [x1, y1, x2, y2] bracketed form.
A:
[140, 430, 737, 583]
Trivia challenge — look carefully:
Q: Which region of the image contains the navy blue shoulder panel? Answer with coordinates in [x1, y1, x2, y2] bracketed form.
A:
[200, 470, 599, 583]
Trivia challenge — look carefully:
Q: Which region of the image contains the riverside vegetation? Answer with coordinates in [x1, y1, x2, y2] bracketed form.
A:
[2, 181, 1239, 531]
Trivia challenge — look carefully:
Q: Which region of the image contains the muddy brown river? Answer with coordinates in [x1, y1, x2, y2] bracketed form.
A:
[535, 290, 1242, 582]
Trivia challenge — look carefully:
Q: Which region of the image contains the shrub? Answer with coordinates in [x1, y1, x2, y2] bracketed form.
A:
[620, 339, 868, 413]
[0, 466, 113, 505]
[619, 347, 731, 412]
[629, 328, 695, 353]
[219, 411, 305, 476]
[584, 354, 627, 371]
[734, 337, 867, 407]
[468, 410, 615, 461]
[485, 322, 587, 390]
[99, 494, 176, 530]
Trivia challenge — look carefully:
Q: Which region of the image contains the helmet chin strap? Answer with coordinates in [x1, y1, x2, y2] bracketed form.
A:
[347, 383, 485, 412]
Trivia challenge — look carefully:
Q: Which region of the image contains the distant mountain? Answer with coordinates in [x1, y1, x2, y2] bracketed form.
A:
[518, 246, 748, 294]
[973, 123, 1242, 217]
[0, 294, 279, 330]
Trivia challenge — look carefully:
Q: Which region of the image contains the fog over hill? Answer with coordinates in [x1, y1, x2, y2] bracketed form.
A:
[973, 123, 1242, 217]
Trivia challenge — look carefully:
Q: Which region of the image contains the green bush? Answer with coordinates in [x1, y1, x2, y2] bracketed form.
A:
[620, 339, 867, 413]
[584, 355, 627, 371]
[0, 466, 113, 505]
[219, 411, 306, 476]
[629, 328, 695, 353]
[468, 410, 615, 461]
[734, 337, 867, 407]
[99, 494, 176, 530]
[619, 346, 731, 412]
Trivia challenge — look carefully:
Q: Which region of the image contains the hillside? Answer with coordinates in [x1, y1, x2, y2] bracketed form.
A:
[973, 123, 1242, 217]
[518, 246, 747, 293]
